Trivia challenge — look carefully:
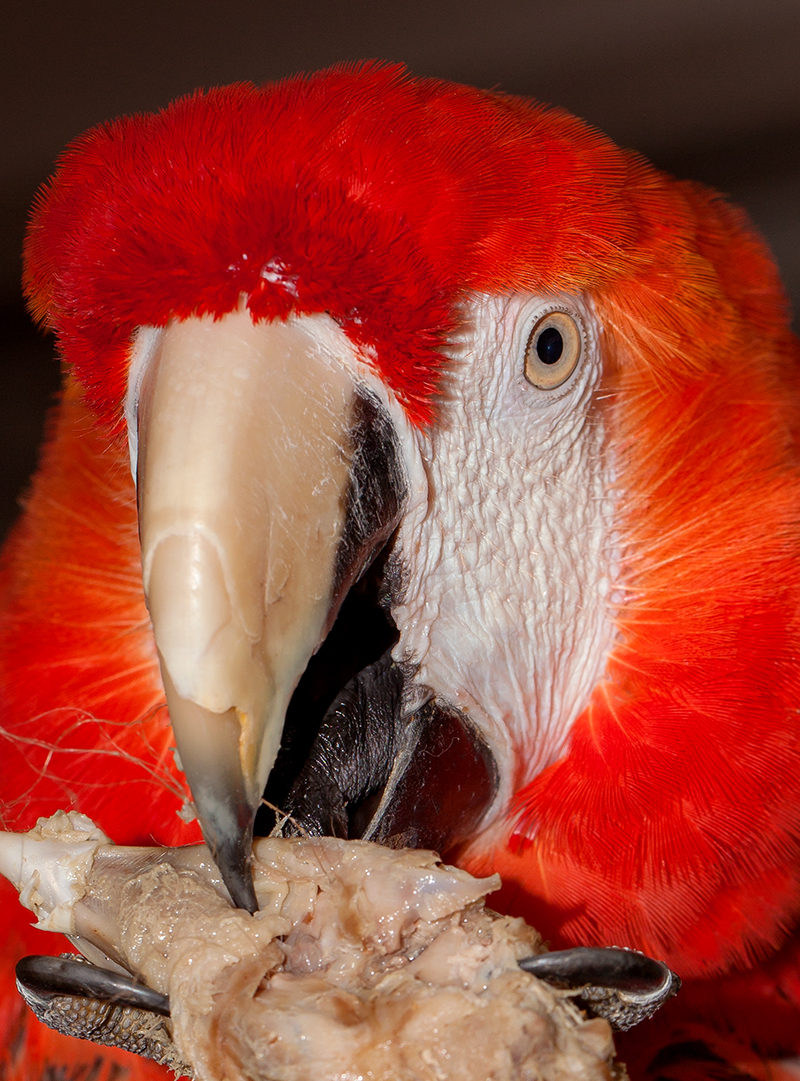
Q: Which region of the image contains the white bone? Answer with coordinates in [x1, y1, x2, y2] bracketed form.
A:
[0, 811, 111, 932]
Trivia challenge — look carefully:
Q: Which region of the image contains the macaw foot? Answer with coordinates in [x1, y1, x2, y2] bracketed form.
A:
[520, 947, 679, 1030]
[14, 955, 184, 1073]
[1, 812, 678, 1081]
[15, 942, 679, 1069]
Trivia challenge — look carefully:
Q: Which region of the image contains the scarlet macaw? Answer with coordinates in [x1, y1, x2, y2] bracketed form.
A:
[2, 62, 800, 1080]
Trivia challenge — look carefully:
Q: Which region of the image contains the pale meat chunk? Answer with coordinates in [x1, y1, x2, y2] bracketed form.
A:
[85, 837, 618, 1081]
[1, 816, 621, 1081]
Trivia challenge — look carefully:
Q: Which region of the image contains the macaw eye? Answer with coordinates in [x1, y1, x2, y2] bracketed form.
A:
[524, 311, 582, 390]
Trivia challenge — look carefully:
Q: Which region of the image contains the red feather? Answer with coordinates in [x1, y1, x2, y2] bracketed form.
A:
[23, 62, 645, 427]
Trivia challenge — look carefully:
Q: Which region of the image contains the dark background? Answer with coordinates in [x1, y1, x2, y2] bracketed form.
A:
[2, 0, 799, 541]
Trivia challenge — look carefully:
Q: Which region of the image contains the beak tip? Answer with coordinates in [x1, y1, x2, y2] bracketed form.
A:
[212, 830, 259, 914]
[158, 681, 261, 913]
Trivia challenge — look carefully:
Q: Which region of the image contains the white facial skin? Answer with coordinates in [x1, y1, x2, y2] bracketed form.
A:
[391, 293, 618, 820]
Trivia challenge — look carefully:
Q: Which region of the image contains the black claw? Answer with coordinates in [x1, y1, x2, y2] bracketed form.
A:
[16, 956, 170, 1017]
[519, 946, 672, 994]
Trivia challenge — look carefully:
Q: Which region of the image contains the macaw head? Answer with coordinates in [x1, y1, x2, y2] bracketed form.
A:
[22, 62, 800, 965]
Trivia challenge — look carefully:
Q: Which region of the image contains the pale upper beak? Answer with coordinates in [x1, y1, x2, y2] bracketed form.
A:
[132, 307, 405, 911]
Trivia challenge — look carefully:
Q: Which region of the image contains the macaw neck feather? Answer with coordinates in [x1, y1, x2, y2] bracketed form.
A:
[0, 381, 196, 847]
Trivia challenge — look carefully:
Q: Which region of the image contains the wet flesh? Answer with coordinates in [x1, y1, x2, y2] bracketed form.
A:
[3, 816, 620, 1081]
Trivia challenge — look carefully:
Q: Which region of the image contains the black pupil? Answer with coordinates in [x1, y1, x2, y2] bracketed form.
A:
[536, 326, 563, 365]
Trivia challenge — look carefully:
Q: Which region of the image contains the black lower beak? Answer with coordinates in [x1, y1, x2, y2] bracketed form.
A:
[277, 649, 498, 855]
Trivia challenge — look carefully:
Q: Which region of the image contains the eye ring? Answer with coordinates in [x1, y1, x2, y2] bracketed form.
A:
[524, 310, 583, 390]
